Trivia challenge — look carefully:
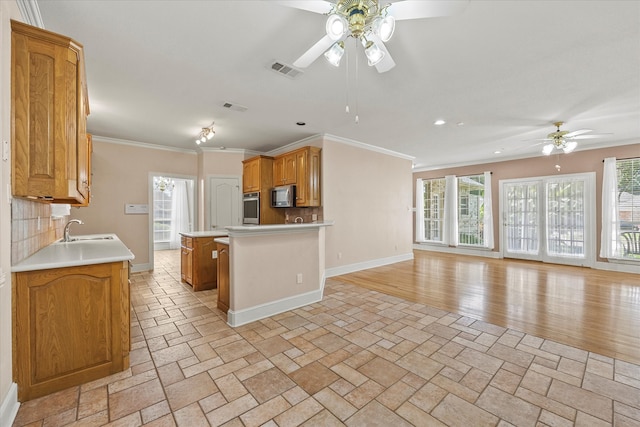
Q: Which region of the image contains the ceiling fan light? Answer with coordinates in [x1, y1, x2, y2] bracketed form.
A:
[324, 41, 345, 67]
[326, 14, 347, 40]
[363, 40, 385, 66]
[195, 139, 201, 145]
[373, 16, 395, 42]
[542, 144, 554, 156]
[200, 135, 207, 143]
[207, 129, 215, 140]
[563, 140, 577, 153]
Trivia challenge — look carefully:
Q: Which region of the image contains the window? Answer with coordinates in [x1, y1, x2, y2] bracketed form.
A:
[153, 186, 173, 244]
[422, 178, 446, 242]
[616, 158, 640, 258]
[458, 174, 485, 246]
[417, 173, 493, 248]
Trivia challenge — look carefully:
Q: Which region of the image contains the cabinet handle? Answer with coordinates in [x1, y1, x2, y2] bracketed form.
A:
[220, 249, 227, 254]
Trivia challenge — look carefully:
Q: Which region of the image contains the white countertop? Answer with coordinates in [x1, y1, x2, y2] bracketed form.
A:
[180, 230, 229, 238]
[12, 234, 135, 272]
[225, 220, 334, 236]
[214, 237, 230, 245]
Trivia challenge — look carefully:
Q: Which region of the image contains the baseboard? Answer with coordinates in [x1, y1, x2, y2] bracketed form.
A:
[325, 252, 414, 278]
[0, 383, 20, 427]
[227, 287, 324, 327]
[130, 262, 152, 273]
[413, 243, 502, 259]
[594, 260, 640, 274]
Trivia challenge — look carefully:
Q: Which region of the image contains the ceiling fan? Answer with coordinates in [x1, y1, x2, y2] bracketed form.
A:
[278, 0, 469, 73]
[541, 121, 609, 155]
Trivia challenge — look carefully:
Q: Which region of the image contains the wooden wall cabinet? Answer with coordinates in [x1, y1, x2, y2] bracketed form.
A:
[273, 147, 321, 207]
[273, 152, 297, 186]
[294, 146, 321, 207]
[242, 155, 285, 224]
[11, 20, 90, 205]
[216, 241, 230, 313]
[13, 261, 130, 401]
[181, 235, 220, 291]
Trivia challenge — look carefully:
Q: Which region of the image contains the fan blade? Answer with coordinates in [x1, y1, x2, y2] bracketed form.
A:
[369, 33, 396, 73]
[571, 133, 612, 140]
[563, 129, 592, 138]
[293, 34, 335, 68]
[275, 1, 333, 15]
[386, 0, 469, 21]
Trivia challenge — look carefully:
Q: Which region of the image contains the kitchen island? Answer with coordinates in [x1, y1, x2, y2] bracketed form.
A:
[221, 221, 333, 327]
[11, 234, 134, 401]
[179, 230, 228, 291]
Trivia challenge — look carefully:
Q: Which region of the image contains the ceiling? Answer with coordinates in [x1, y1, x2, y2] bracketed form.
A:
[36, 0, 640, 170]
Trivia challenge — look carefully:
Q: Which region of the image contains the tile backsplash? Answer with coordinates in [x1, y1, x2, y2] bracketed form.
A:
[11, 198, 68, 265]
[283, 207, 323, 224]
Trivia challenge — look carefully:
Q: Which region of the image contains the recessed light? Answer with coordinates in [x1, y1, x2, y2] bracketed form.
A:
[494, 150, 502, 154]
[457, 122, 464, 126]
[296, 122, 306, 126]
[434, 119, 446, 126]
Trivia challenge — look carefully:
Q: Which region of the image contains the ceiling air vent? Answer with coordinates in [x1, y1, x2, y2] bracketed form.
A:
[269, 61, 303, 79]
[222, 102, 248, 113]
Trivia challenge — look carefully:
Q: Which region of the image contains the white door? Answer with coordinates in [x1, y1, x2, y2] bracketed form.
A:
[209, 177, 240, 230]
[501, 173, 595, 267]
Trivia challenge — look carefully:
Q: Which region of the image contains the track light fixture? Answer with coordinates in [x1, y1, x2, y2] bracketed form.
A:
[195, 125, 215, 145]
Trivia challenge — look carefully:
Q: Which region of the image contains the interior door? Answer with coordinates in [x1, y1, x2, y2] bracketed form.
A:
[501, 173, 594, 267]
[209, 177, 240, 230]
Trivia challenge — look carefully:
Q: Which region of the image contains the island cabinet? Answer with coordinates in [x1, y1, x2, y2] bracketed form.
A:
[181, 235, 220, 291]
[13, 261, 130, 401]
[216, 241, 230, 313]
[11, 20, 91, 205]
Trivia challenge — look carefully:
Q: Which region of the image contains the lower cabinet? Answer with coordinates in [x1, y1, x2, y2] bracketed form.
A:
[13, 261, 130, 401]
[216, 241, 230, 313]
[181, 235, 222, 291]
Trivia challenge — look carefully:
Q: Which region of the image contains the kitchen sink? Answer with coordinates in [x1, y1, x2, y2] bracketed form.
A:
[69, 235, 115, 242]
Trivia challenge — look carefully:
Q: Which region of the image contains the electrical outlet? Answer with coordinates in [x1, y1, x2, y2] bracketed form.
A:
[212, 250, 218, 259]
[312, 213, 318, 221]
[337, 252, 342, 260]
[296, 273, 303, 284]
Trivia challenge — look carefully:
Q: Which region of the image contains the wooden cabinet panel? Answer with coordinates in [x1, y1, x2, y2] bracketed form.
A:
[181, 235, 224, 291]
[11, 20, 90, 204]
[13, 261, 129, 401]
[216, 242, 230, 313]
[294, 147, 321, 207]
[273, 153, 296, 186]
[242, 156, 284, 224]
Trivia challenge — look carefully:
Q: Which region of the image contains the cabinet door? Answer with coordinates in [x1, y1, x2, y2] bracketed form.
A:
[283, 153, 297, 185]
[12, 21, 88, 204]
[181, 247, 193, 284]
[242, 161, 254, 192]
[273, 156, 285, 186]
[193, 237, 216, 291]
[216, 243, 230, 313]
[14, 262, 127, 401]
[295, 147, 321, 207]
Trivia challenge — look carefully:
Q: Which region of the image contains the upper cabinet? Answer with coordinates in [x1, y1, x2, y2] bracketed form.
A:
[11, 20, 91, 204]
[273, 152, 297, 186]
[274, 146, 321, 207]
[242, 155, 274, 193]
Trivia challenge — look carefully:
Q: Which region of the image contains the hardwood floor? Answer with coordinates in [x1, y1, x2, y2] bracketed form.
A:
[335, 250, 640, 365]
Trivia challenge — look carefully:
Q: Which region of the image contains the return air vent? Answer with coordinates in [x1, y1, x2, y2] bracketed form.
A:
[222, 102, 248, 112]
[269, 61, 303, 79]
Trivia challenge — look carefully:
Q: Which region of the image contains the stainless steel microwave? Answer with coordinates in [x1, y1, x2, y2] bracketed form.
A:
[271, 185, 295, 208]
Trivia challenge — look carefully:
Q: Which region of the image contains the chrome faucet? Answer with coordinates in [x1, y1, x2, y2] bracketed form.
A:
[294, 217, 303, 223]
[63, 219, 83, 242]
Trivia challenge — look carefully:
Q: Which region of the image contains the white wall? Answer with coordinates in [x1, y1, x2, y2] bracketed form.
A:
[321, 136, 415, 275]
[1, 2, 22, 423]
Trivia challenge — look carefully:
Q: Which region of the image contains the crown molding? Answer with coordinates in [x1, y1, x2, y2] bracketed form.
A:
[322, 133, 415, 161]
[16, 0, 43, 28]
[91, 135, 197, 154]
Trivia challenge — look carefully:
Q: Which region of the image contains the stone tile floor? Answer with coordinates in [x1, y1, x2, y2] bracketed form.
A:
[12, 251, 640, 426]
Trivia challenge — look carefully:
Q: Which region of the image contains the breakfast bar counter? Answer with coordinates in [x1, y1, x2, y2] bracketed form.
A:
[223, 221, 333, 326]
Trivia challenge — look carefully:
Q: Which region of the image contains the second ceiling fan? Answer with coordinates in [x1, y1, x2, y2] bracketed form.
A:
[279, 0, 469, 73]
